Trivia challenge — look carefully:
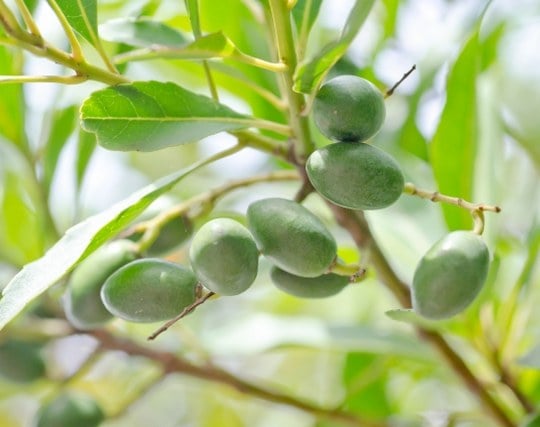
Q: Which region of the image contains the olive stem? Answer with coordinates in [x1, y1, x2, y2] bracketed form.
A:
[91, 329, 388, 427]
[329, 258, 366, 280]
[128, 170, 299, 251]
[46, 0, 85, 63]
[13, 0, 41, 37]
[404, 182, 500, 234]
[384, 64, 416, 98]
[148, 291, 216, 341]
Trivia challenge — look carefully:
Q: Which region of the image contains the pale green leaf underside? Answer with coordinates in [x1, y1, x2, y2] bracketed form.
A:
[293, 0, 376, 94]
[0, 157, 224, 331]
[80, 81, 250, 151]
[99, 17, 187, 47]
[56, 0, 98, 46]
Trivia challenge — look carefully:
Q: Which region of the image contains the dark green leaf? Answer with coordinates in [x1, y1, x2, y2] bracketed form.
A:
[43, 106, 78, 195]
[430, 32, 480, 230]
[99, 17, 187, 47]
[293, 0, 376, 94]
[55, 0, 99, 46]
[80, 81, 252, 151]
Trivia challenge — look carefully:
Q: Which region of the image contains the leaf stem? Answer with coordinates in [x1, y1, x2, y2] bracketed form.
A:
[13, 0, 41, 37]
[0, 1, 26, 39]
[384, 64, 416, 98]
[46, 0, 85, 62]
[0, 74, 88, 84]
[268, 0, 313, 162]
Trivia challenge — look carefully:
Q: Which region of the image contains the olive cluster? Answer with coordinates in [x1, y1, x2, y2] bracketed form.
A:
[64, 197, 348, 330]
[309, 75, 490, 319]
[63, 75, 491, 332]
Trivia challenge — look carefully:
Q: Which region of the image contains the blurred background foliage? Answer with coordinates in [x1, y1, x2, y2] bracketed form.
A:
[0, 0, 539, 426]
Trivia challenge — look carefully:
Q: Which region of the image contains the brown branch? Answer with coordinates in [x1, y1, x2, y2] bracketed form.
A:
[327, 205, 517, 427]
[91, 329, 387, 427]
[385, 64, 416, 98]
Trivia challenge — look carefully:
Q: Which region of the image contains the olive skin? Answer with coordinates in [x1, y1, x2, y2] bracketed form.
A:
[129, 215, 193, 256]
[270, 266, 349, 298]
[101, 259, 197, 323]
[306, 142, 404, 210]
[412, 231, 490, 320]
[65, 240, 138, 330]
[189, 218, 259, 296]
[0, 340, 46, 383]
[247, 198, 337, 278]
[35, 392, 105, 427]
[312, 75, 385, 142]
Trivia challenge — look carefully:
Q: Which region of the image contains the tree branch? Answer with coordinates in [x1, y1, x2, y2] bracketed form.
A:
[90, 329, 387, 427]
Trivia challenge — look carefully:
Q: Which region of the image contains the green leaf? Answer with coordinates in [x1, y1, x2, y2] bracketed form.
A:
[43, 106, 78, 195]
[0, 146, 238, 330]
[292, 0, 322, 31]
[293, 0, 376, 94]
[0, 145, 44, 267]
[99, 17, 187, 47]
[80, 81, 252, 151]
[0, 47, 26, 149]
[55, 0, 99, 47]
[75, 129, 96, 193]
[430, 32, 480, 231]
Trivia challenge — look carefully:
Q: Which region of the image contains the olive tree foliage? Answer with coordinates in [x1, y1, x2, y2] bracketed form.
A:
[0, 0, 539, 426]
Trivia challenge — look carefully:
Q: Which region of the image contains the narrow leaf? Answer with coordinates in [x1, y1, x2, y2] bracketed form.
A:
[430, 33, 480, 230]
[0, 146, 238, 330]
[80, 81, 251, 151]
[99, 17, 187, 48]
[55, 0, 98, 46]
[75, 129, 96, 193]
[43, 106, 78, 195]
[293, 0, 376, 94]
[0, 47, 26, 149]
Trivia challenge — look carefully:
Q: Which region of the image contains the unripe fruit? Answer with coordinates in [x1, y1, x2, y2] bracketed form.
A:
[35, 392, 104, 427]
[313, 75, 385, 142]
[65, 240, 138, 330]
[247, 198, 337, 278]
[129, 215, 193, 256]
[270, 266, 349, 298]
[101, 259, 197, 323]
[306, 142, 404, 210]
[412, 231, 489, 320]
[0, 340, 46, 383]
[189, 218, 259, 295]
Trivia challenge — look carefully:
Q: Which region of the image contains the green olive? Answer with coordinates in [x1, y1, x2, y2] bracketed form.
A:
[247, 198, 337, 278]
[129, 215, 193, 256]
[306, 142, 404, 210]
[312, 75, 385, 142]
[35, 392, 105, 427]
[189, 218, 259, 295]
[101, 258, 197, 323]
[270, 266, 349, 298]
[412, 231, 490, 320]
[65, 239, 138, 330]
[0, 339, 46, 383]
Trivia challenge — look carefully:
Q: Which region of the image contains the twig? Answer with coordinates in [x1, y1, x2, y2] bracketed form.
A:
[385, 64, 416, 98]
[148, 291, 215, 341]
[91, 329, 387, 427]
